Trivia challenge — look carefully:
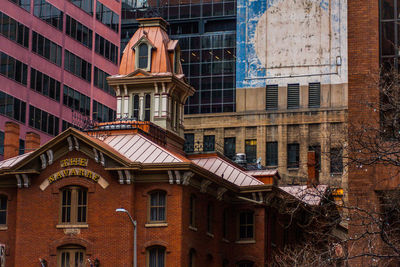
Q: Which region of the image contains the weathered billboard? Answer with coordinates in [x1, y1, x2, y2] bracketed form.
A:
[236, 0, 348, 88]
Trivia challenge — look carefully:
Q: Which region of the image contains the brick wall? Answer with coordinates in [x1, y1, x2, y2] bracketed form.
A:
[348, 0, 383, 265]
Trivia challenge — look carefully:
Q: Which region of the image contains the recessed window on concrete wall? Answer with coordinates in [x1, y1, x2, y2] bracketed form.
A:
[245, 139, 257, 164]
[287, 143, 299, 168]
[266, 142, 278, 167]
[266, 84, 278, 110]
[224, 137, 235, 160]
[330, 147, 343, 174]
[309, 145, 321, 171]
[184, 133, 194, 153]
[308, 82, 321, 108]
[287, 83, 300, 109]
[203, 135, 215, 152]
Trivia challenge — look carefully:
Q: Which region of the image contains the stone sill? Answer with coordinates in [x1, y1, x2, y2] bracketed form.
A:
[222, 238, 230, 243]
[56, 224, 88, 229]
[206, 232, 214, 238]
[0, 226, 7, 231]
[145, 223, 168, 228]
[188, 225, 198, 232]
[235, 240, 256, 244]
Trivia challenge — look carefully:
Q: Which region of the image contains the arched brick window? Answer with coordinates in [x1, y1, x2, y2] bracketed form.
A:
[237, 261, 254, 267]
[189, 248, 196, 267]
[147, 246, 165, 267]
[57, 245, 85, 267]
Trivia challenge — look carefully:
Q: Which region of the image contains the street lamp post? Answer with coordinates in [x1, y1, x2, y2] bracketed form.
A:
[116, 208, 137, 267]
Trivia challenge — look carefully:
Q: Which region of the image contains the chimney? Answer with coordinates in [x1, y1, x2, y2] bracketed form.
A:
[307, 151, 319, 187]
[25, 132, 40, 153]
[4, 122, 20, 160]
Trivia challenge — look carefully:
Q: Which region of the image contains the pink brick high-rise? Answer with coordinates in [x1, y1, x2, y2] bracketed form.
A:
[0, 0, 120, 158]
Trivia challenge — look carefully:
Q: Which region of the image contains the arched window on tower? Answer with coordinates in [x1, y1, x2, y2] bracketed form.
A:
[138, 43, 148, 69]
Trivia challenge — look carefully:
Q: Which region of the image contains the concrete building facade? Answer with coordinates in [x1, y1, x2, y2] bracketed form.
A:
[184, 0, 348, 189]
[0, 0, 121, 157]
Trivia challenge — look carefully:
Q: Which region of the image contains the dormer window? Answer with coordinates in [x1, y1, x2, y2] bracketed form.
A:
[133, 37, 154, 72]
[138, 43, 149, 69]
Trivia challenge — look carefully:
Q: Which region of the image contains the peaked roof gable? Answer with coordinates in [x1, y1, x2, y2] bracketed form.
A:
[132, 35, 156, 50]
[0, 128, 133, 173]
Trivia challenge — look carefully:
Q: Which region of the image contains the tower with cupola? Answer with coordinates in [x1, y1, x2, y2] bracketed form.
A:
[107, 18, 195, 139]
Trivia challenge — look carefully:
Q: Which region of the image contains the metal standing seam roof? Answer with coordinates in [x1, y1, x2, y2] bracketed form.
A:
[0, 152, 33, 169]
[101, 134, 183, 164]
[246, 169, 279, 176]
[279, 185, 328, 206]
[191, 157, 264, 186]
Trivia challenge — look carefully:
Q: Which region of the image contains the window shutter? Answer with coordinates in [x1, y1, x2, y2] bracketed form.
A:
[266, 85, 278, 110]
[308, 82, 320, 108]
[287, 83, 300, 109]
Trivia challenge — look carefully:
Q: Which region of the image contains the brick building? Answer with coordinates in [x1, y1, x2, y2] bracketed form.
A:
[0, 18, 337, 267]
[0, 0, 121, 156]
[347, 0, 400, 265]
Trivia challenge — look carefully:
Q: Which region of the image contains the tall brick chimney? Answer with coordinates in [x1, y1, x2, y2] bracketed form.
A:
[307, 151, 319, 187]
[4, 122, 20, 160]
[25, 132, 40, 153]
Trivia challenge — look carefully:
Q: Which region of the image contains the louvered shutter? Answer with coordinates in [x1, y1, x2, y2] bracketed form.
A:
[266, 85, 278, 110]
[308, 82, 321, 108]
[287, 83, 299, 109]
